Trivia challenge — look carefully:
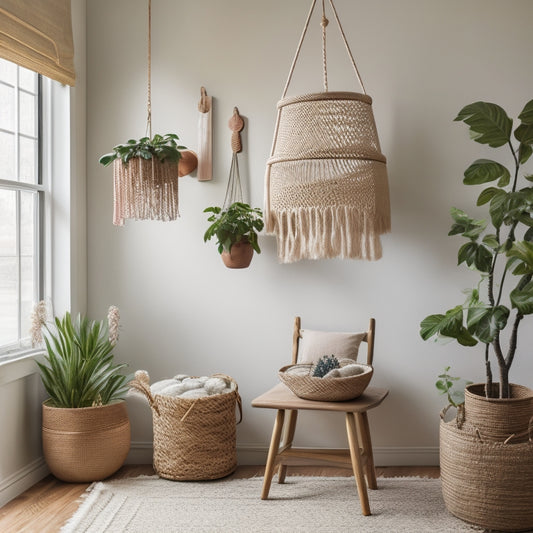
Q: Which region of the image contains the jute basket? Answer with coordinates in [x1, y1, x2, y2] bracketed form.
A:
[440, 415, 533, 532]
[464, 383, 533, 443]
[279, 363, 373, 401]
[42, 400, 130, 482]
[130, 373, 242, 481]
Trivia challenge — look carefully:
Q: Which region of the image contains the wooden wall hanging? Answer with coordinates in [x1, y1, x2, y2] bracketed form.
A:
[264, 0, 391, 263]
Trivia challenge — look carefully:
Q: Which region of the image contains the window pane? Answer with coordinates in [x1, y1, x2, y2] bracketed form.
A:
[0, 83, 15, 131]
[19, 136, 37, 184]
[20, 192, 36, 341]
[18, 68, 37, 94]
[0, 131, 15, 180]
[19, 90, 37, 137]
[0, 58, 16, 85]
[0, 189, 18, 346]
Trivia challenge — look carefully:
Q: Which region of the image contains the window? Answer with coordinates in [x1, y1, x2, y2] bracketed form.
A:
[0, 58, 43, 355]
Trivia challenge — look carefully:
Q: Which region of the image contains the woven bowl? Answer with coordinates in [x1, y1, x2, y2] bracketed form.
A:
[279, 363, 373, 402]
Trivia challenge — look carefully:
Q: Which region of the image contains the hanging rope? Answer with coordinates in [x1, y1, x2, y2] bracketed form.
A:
[146, 0, 152, 138]
[321, 0, 328, 92]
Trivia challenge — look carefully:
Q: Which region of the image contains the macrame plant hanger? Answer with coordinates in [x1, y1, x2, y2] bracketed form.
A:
[222, 107, 245, 209]
[112, 0, 180, 225]
[264, 0, 391, 262]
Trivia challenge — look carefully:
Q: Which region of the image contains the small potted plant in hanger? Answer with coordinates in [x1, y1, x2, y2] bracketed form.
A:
[32, 302, 131, 482]
[419, 99, 533, 532]
[203, 202, 264, 269]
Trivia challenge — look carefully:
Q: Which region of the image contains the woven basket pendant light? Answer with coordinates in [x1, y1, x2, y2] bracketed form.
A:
[265, 0, 391, 263]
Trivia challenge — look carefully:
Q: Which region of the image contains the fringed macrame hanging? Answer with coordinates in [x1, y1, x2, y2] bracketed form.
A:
[112, 0, 180, 226]
[264, 0, 391, 263]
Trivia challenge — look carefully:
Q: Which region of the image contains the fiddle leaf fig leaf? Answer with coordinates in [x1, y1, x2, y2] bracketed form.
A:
[455, 101, 512, 148]
[510, 281, 533, 315]
[463, 159, 510, 186]
[420, 314, 446, 340]
[519, 143, 533, 165]
[470, 306, 510, 343]
[518, 99, 533, 124]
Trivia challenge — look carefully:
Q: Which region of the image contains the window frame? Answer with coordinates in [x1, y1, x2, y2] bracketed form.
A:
[0, 63, 45, 358]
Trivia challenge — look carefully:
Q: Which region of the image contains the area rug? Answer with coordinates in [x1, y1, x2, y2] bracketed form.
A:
[61, 475, 483, 533]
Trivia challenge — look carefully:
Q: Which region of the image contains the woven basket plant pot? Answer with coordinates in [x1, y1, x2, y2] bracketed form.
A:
[440, 417, 533, 532]
[464, 383, 533, 443]
[221, 241, 254, 269]
[42, 400, 130, 482]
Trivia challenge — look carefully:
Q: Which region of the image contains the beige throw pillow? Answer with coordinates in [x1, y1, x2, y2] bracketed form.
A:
[297, 329, 366, 364]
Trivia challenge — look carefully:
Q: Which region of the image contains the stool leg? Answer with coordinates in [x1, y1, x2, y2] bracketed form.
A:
[356, 411, 378, 490]
[261, 409, 285, 500]
[278, 409, 298, 484]
[346, 412, 371, 516]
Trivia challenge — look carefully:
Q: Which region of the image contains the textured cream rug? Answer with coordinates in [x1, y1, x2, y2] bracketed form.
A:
[61, 475, 482, 532]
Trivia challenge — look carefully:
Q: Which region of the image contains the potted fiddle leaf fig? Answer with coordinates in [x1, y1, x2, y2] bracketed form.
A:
[419, 99, 533, 532]
[32, 302, 131, 482]
[203, 202, 264, 269]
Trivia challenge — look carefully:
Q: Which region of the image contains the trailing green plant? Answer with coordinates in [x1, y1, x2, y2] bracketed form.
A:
[33, 305, 130, 408]
[98, 133, 187, 167]
[420, 99, 533, 399]
[203, 202, 264, 254]
[312, 355, 340, 378]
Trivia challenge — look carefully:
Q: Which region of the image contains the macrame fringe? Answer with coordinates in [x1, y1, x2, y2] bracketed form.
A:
[267, 206, 390, 263]
[113, 157, 179, 226]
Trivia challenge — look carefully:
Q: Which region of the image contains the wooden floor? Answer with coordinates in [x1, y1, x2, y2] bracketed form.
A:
[0, 465, 439, 533]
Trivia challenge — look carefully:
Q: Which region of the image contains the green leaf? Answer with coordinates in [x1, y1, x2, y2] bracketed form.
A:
[510, 281, 533, 315]
[420, 314, 445, 340]
[477, 187, 502, 206]
[482, 234, 499, 249]
[518, 99, 533, 125]
[506, 241, 533, 275]
[449, 208, 486, 239]
[98, 153, 116, 167]
[519, 143, 533, 165]
[471, 306, 510, 343]
[514, 123, 533, 146]
[463, 159, 510, 186]
[455, 101, 512, 148]
[489, 191, 507, 228]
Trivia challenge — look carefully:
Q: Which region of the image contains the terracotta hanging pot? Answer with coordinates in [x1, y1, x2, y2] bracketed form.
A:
[221, 241, 254, 269]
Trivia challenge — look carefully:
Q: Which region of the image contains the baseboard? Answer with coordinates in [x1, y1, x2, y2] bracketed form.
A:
[0, 457, 49, 508]
[126, 442, 439, 467]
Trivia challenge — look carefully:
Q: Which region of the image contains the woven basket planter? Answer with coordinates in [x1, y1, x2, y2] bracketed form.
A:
[440, 417, 533, 532]
[464, 383, 533, 443]
[42, 400, 130, 482]
[130, 373, 242, 481]
[279, 362, 373, 401]
[112, 157, 179, 226]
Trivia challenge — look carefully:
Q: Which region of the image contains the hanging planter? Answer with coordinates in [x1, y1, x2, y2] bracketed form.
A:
[98, 0, 193, 225]
[203, 108, 264, 269]
[265, 0, 391, 263]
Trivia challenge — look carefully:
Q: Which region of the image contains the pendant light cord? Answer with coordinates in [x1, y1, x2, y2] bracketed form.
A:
[321, 0, 328, 92]
[146, 0, 152, 138]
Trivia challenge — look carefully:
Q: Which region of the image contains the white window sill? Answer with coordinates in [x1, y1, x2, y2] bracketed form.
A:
[0, 350, 45, 386]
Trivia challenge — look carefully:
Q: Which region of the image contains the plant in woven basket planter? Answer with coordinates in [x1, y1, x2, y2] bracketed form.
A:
[203, 202, 264, 269]
[32, 302, 131, 482]
[99, 134, 193, 225]
[419, 100, 533, 532]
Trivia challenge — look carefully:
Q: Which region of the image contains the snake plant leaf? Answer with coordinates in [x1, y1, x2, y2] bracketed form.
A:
[463, 159, 510, 186]
[455, 101, 512, 148]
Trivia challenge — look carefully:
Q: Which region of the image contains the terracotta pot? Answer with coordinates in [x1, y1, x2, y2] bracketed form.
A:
[221, 241, 254, 269]
[42, 400, 130, 482]
[464, 383, 533, 442]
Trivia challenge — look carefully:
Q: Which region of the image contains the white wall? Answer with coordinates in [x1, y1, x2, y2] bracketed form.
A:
[86, 0, 533, 465]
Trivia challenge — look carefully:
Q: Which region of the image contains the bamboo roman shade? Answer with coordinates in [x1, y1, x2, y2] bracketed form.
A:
[0, 0, 75, 86]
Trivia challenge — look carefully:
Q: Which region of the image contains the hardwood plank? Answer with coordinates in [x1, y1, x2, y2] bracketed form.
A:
[0, 464, 439, 532]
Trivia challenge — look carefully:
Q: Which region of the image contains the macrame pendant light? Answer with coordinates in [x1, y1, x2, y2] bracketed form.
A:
[112, 0, 179, 225]
[264, 0, 391, 263]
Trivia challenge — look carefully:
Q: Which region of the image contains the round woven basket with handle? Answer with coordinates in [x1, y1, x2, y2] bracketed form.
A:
[130, 372, 242, 481]
[279, 362, 373, 401]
